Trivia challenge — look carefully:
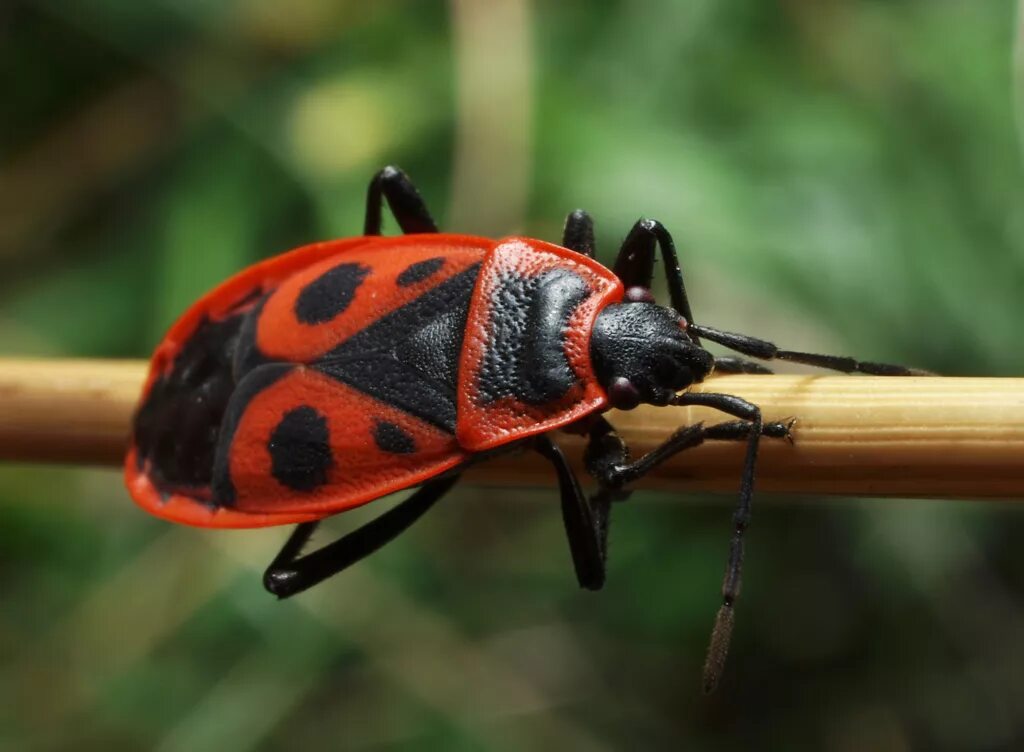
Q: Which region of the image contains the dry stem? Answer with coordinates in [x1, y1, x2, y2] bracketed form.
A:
[0, 358, 1021, 499]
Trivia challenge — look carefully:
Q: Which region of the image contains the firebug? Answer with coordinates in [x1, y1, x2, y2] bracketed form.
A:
[126, 166, 924, 690]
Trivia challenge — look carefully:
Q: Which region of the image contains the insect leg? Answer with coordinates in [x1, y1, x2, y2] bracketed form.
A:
[585, 405, 789, 491]
[688, 323, 930, 376]
[561, 209, 597, 258]
[264, 474, 460, 598]
[612, 219, 697, 340]
[364, 166, 439, 235]
[586, 393, 791, 692]
[675, 391, 772, 693]
[535, 435, 611, 590]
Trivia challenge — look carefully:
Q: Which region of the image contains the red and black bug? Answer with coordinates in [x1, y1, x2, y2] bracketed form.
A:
[126, 166, 923, 690]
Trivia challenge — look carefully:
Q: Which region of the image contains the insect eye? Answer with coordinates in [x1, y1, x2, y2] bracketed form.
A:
[608, 377, 641, 410]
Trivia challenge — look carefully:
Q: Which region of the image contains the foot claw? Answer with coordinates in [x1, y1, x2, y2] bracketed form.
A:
[762, 417, 797, 442]
[264, 569, 299, 598]
[783, 416, 797, 444]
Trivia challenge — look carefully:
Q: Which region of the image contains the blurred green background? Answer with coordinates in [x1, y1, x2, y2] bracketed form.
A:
[2, 1, 1023, 750]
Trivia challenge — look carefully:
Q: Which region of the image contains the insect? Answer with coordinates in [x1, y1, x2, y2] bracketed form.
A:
[126, 166, 923, 690]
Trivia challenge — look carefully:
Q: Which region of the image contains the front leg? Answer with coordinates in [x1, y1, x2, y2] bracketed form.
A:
[613, 219, 697, 338]
[584, 401, 792, 692]
[585, 410, 791, 491]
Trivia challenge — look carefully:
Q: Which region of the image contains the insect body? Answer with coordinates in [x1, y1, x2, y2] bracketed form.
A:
[126, 167, 921, 690]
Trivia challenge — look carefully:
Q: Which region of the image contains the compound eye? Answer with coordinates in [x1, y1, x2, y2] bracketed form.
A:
[608, 377, 641, 410]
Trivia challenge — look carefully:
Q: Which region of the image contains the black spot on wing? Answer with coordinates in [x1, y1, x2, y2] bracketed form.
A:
[478, 268, 590, 405]
[373, 420, 416, 454]
[269, 405, 334, 492]
[397, 257, 445, 287]
[294, 262, 370, 325]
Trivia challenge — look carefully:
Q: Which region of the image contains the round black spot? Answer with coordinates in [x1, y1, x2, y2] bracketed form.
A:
[373, 420, 416, 454]
[269, 406, 333, 491]
[397, 257, 445, 287]
[294, 263, 370, 325]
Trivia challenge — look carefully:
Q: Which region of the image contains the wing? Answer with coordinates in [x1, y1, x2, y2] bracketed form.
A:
[233, 238, 488, 375]
[212, 364, 468, 516]
[129, 234, 493, 528]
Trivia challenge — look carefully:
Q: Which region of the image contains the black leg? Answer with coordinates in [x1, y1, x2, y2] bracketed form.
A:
[585, 405, 789, 491]
[613, 219, 698, 340]
[690, 323, 930, 376]
[712, 357, 774, 375]
[264, 475, 459, 598]
[535, 435, 610, 590]
[676, 392, 769, 693]
[561, 210, 596, 258]
[612, 220, 655, 290]
[364, 166, 439, 236]
[585, 392, 792, 692]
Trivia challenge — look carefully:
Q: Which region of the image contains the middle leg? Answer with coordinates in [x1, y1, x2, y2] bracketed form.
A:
[561, 209, 597, 258]
[364, 166, 439, 236]
[535, 435, 610, 590]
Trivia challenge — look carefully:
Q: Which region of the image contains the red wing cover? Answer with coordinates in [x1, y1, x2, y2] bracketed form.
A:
[213, 365, 467, 516]
[128, 235, 490, 528]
